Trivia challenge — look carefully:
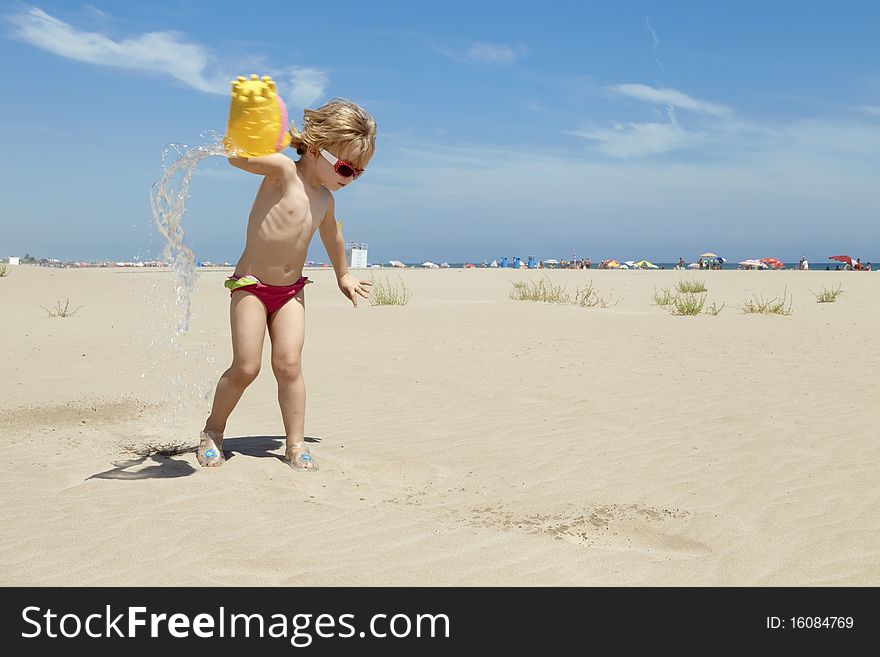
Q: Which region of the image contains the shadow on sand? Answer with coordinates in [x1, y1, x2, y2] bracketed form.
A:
[87, 435, 321, 481]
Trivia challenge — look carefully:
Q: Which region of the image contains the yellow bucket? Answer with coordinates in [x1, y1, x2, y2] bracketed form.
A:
[223, 74, 291, 157]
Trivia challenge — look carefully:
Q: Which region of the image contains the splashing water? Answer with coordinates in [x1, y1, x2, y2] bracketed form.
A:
[146, 131, 230, 429]
[149, 130, 229, 333]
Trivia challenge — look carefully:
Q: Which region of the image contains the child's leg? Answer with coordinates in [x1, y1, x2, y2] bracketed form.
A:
[266, 292, 315, 470]
[198, 293, 267, 466]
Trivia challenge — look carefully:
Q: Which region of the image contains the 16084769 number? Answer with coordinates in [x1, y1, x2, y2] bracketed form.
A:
[790, 617, 854, 629]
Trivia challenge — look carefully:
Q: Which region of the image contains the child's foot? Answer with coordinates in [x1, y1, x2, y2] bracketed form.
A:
[197, 429, 225, 467]
[285, 442, 318, 471]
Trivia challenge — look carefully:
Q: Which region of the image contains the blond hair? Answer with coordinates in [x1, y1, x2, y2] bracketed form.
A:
[289, 98, 377, 168]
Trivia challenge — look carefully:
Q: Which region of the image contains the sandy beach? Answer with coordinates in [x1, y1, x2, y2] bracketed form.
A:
[1, 264, 878, 586]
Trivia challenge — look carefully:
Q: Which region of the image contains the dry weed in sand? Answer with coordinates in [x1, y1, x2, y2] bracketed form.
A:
[511, 278, 617, 308]
[676, 279, 707, 293]
[740, 287, 793, 315]
[811, 284, 843, 303]
[42, 298, 83, 317]
[369, 275, 413, 306]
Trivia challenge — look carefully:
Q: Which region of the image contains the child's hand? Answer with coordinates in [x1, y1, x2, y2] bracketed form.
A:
[337, 274, 372, 307]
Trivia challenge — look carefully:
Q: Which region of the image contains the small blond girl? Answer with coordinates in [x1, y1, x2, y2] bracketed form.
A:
[198, 98, 377, 471]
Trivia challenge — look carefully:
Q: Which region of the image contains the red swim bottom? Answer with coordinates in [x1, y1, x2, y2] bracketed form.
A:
[225, 275, 309, 315]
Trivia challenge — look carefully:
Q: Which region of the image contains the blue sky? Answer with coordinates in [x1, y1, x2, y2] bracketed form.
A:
[2, 0, 878, 264]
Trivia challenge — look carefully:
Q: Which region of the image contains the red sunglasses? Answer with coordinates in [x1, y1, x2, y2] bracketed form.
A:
[320, 148, 365, 180]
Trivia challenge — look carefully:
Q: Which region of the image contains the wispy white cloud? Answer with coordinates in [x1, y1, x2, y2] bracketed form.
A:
[433, 41, 523, 65]
[84, 5, 109, 19]
[570, 84, 738, 157]
[644, 15, 664, 75]
[286, 67, 329, 108]
[582, 79, 880, 161]
[645, 16, 660, 49]
[572, 120, 704, 158]
[610, 83, 733, 118]
[465, 42, 518, 65]
[6, 6, 330, 100]
[7, 7, 227, 93]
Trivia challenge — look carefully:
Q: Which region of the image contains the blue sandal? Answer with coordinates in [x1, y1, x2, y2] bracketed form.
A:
[285, 442, 318, 471]
[197, 430, 225, 467]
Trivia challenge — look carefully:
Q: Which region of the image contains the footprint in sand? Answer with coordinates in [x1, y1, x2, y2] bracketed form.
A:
[467, 503, 731, 558]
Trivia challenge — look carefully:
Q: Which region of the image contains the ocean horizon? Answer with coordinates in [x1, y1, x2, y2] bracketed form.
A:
[9, 258, 875, 272]
[352, 261, 874, 271]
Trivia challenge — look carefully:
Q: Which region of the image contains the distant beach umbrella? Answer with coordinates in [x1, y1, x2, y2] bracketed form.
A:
[700, 252, 718, 258]
[828, 255, 852, 265]
[635, 260, 659, 269]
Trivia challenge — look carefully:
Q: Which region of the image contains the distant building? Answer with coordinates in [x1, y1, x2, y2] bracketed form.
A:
[7, 256, 19, 265]
[345, 242, 368, 268]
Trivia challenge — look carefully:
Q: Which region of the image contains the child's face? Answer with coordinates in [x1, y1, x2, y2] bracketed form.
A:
[314, 146, 370, 191]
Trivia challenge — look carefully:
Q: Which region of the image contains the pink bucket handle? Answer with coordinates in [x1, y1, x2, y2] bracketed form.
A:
[275, 96, 289, 151]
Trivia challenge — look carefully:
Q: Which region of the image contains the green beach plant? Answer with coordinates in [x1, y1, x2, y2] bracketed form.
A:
[669, 292, 707, 316]
[510, 277, 568, 304]
[0, 263, 8, 277]
[676, 279, 707, 294]
[369, 275, 412, 306]
[510, 277, 616, 308]
[652, 286, 676, 306]
[42, 298, 83, 317]
[811, 284, 843, 303]
[739, 287, 793, 315]
[705, 301, 726, 316]
[659, 289, 723, 316]
[573, 281, 617, 308]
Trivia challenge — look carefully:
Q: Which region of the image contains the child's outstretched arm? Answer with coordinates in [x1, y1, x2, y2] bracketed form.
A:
[319, 196, 372, 307]
[228, 153, 295, 178]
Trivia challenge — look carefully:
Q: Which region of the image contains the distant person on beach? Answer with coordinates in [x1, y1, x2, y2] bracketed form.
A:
[677, 257, 685, 269]
[197, 99, 377, 471]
